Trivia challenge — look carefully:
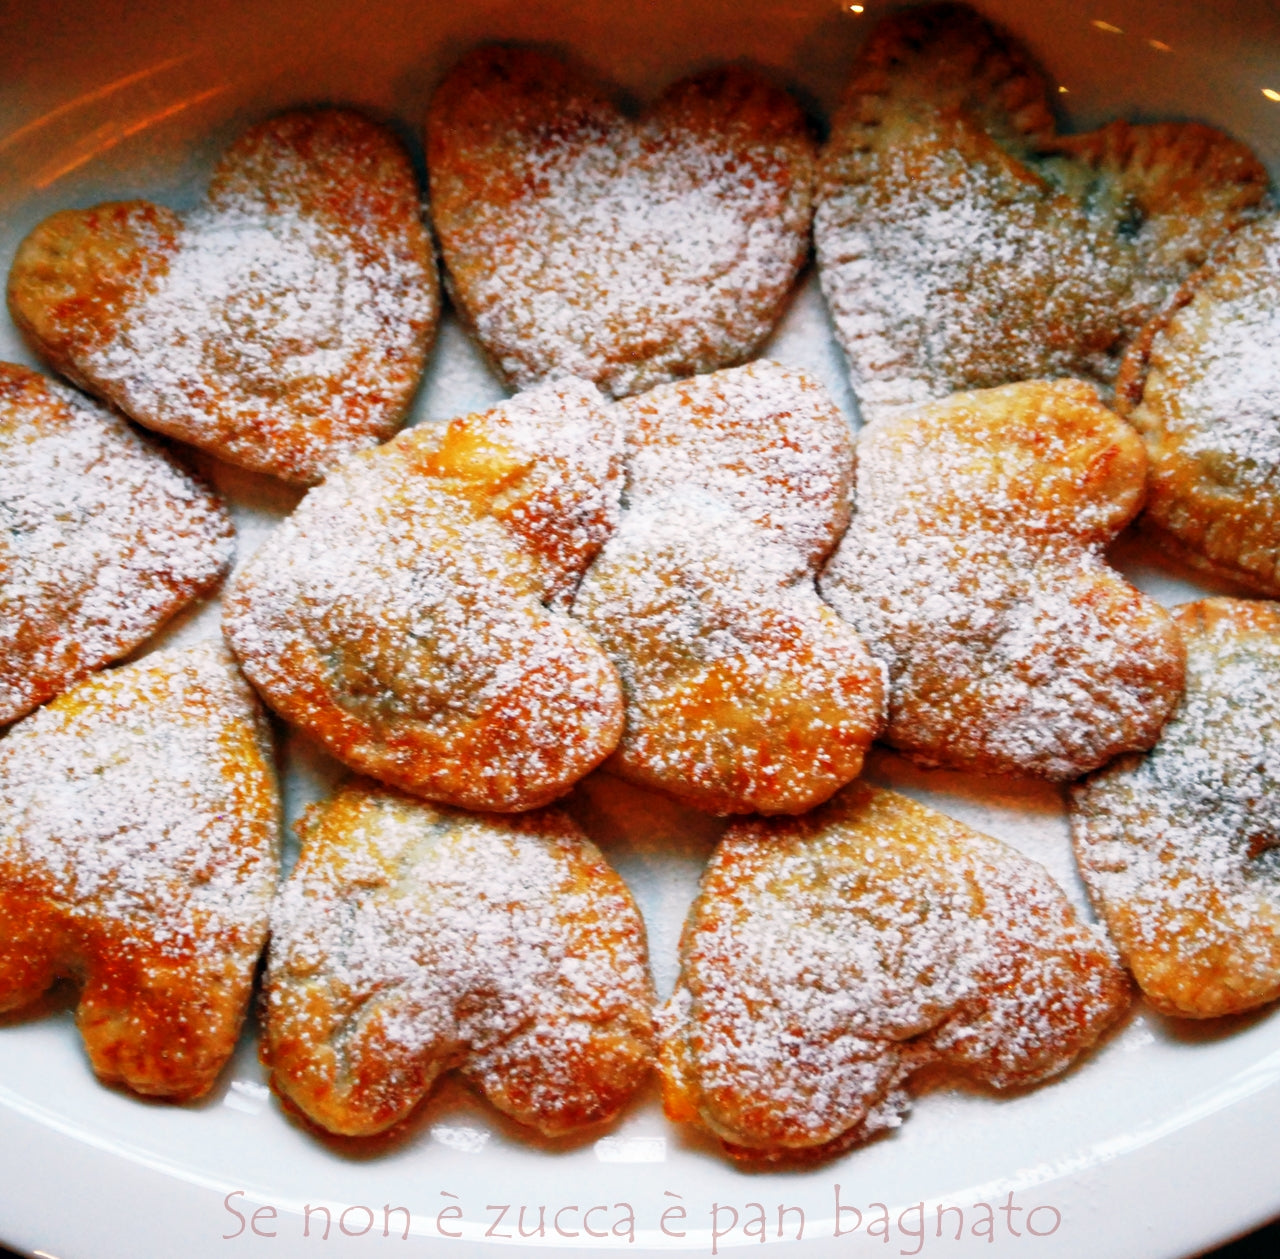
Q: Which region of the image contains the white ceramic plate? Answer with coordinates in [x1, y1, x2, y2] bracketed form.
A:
[2, 1, 1280, 1256]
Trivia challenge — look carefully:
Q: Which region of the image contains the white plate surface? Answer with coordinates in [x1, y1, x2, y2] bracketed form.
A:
[2, 2, 1280, 1256]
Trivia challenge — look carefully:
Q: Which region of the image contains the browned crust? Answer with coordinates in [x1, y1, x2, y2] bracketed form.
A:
[0, 362, 234, 726]
[261, 780, 655, 1137]
[8, 109, 438, 484]
[1116, 216, 1280, 597]
[0, 644, 279, 1099]
[661, 783, 1130, 1162]
[821, 379, 1187, 780]
[427, 46, 815, 398]
[817, 3, 1271, 420]
[1071, 598, 1280, 1018]
[223, 382, 626, 812]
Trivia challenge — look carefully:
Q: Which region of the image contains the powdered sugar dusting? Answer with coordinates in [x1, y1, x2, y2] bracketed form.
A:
[818, 131, 1131, 420]
[820, 382, 1182, 779]
[224, 379, 626, 811]
[1071, 599, 1280, 1017]
[0, 640, 279, 956]
[815, 6, 1268, 424]
[430, 52, 813, 399]
[621, 360, 853, 567]
[1142, 216, 1280, 491]
[0, 369, 233, 725]
[265, 784, 653, 1134]
[36, 110, 441, 484]
[86, 199, 433, 481]
[1177, 301, 1280, 479]
[661, 785, 1128, 1157]
[572, 362, 884, 815]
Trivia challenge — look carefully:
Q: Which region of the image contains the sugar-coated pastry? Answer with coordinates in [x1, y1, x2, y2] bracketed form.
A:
[0, 642, 280, 1099]
[816, 3, 1268, 422]
[660, 783, 1130, 1163]
[1071, 599, 1280, 1018]
[572, 362, 885, 815]
[428, 47, 814, 399]
[821, 379, 1185, 779]
[224, 379, 625, 812]
[0, 362, 233, 726]
[1117, 215, 1280, 596]
[9, 109, 438, 484]
[262, 779, 654, 1138]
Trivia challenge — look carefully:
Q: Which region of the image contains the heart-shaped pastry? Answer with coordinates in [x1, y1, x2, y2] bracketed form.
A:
[571, 361, 885, 815]
[1072, 598, 1280, 1018]
[816, 3, 1269, 422]
[821, 379, 1186, 780]
[262, 779, 655, 1138]
[8, 109, 438, 484]
[224, 379, 625, 812]
[0, 362, 233, 726]
[427, 47, 815, 399]
[1116, 214, 1280, 596]
[0, 642, 280, 1100]
[659, 783, 1130, 1162]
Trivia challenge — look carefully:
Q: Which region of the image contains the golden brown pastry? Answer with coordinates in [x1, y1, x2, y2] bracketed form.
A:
[572, 362, 884, 814]
[816, 3, 1268, 422]
[9, 109, 438, 484]
[821, 379, 1185, 779]
[1116, 215, 1280, 595]
[0, 362, 233, 726]
[1071, 598, 1280, 1018]
[0, 642, 280, 1099]
[262, 779, 654, 1138]
[224, 379, 625, 812]
[427, 47, 814, 398]
[660, 783, 1130, 1163]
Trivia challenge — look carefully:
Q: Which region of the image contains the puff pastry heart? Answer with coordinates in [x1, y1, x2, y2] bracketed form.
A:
[9, 109, 438, 484]
[1072, 598, 1280, 1018]
[821, 379, 1186, 780]
[0, 642, 280, 1099]
[262, 779, 655, 1137]
[572, 361, 885, 815]
[0, 362, 232, 726]
[660, 783, 1130, 1162]
[224, 379, 625, 812]
[816, 2, 1268, 422]
[428, 47, 814, 399]
[1117, 214, 1280, 596]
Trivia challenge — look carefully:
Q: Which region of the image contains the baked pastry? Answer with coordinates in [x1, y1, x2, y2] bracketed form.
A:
[571, 361, 885, 814]
[0, 362, 233, 726]
[821, 379, 1185, 779]
[1116, 215, 1280, 596]
[0, 641, 280, 1099]
[1071, 598, 1280, 1018]
[262, 778, 654, 1137]
[427, 47, 814, 398]
[224, 379, 625, 812]
[8, 109, 438, 484]
[660, 783, 1130, 1163]
[816, 3, 1269, 422]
